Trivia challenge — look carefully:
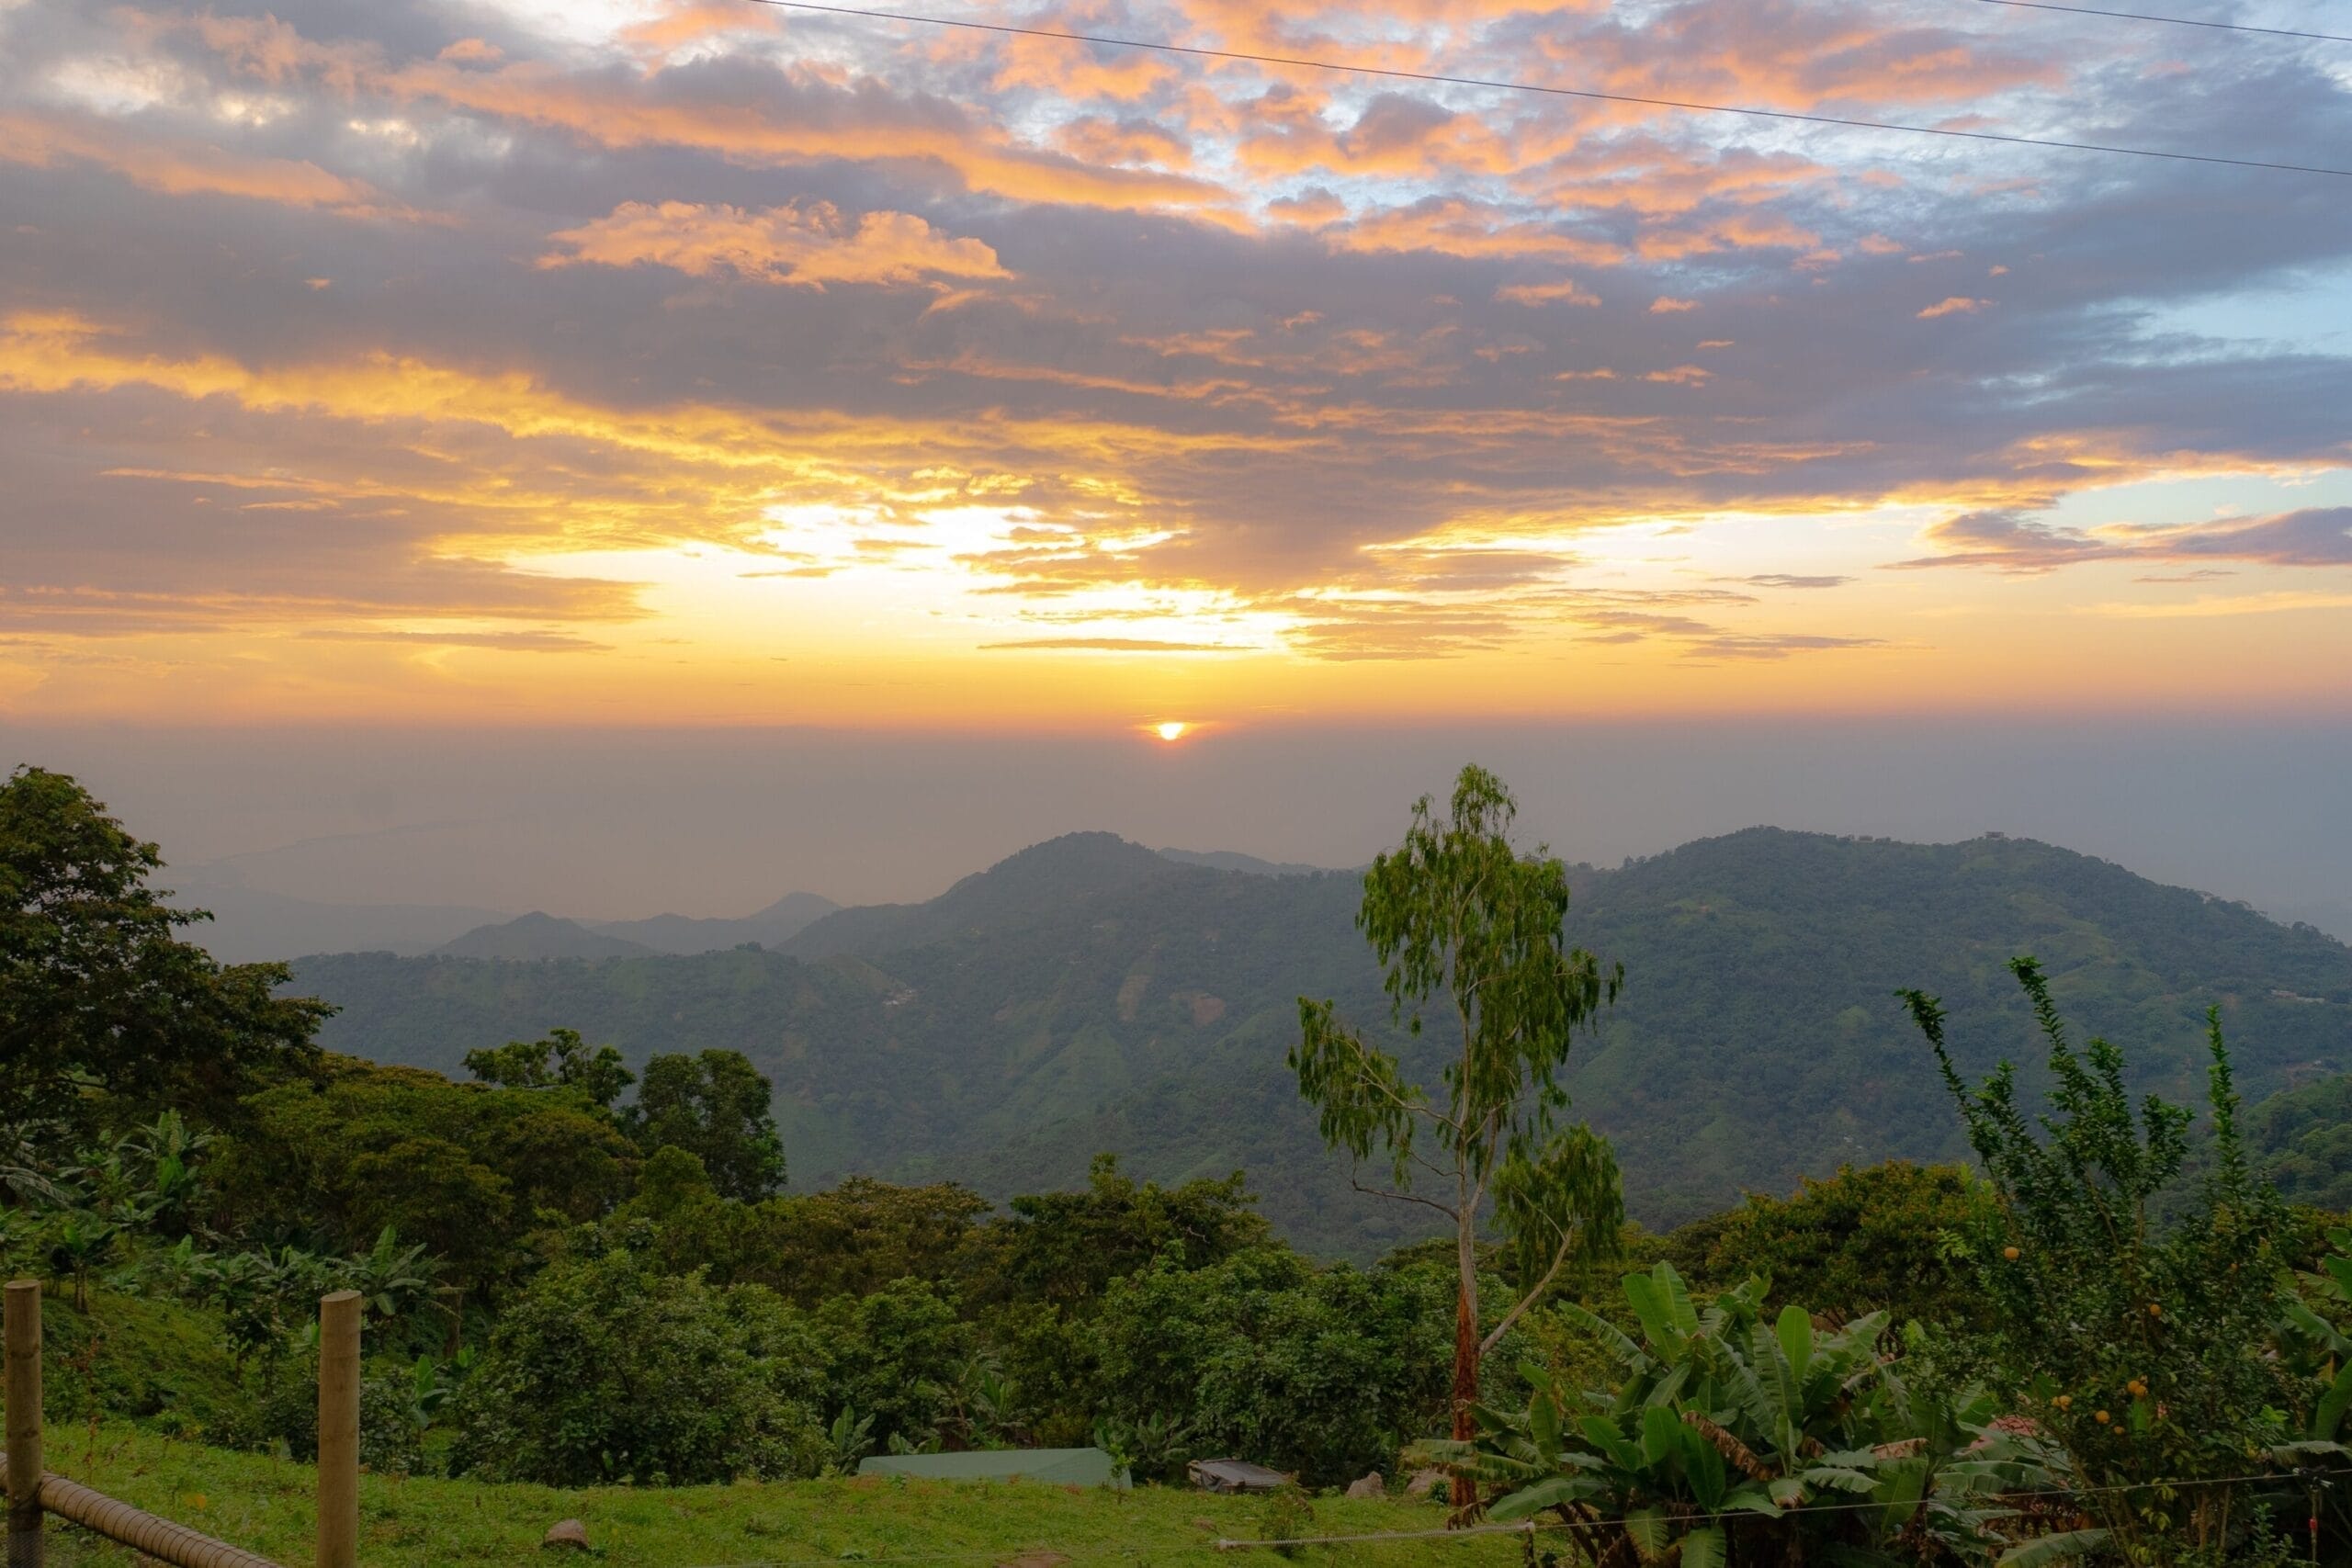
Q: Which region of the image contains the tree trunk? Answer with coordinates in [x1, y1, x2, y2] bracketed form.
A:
[1448, 1277, 1478, 1507]
[1451, 1280, 1479, 1434]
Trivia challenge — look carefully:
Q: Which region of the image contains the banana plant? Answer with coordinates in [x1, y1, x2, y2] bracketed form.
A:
[0, 1119, 69, 1208]
[342, 1225, 437, 1327]
[1427, 1263, 2066, 1566]
[1092, 1411, 1194, 1483]
[1442, 1361, 1780, 1568]
[45, 1210, 119, 1310]
[116, 1111, 211, 1233]
[824, 1405, 876, 1474]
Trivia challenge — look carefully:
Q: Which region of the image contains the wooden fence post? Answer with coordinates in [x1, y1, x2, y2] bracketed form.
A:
[6, 1280, 40, 1568]
[315, 1292, 360, 1568]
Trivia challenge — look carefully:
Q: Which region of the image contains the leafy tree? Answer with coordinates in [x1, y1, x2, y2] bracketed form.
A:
[625, 1049, 786, 1201]
[463, 1027, 634, 1111]
[110, 1111, 213, 1237]
[1084, 1246, 1455, 1487]
[1702, 1161, 1996, 1330]
[1903, 957, 2296, 1563]
[446, 1247, 827, 1484]
[0, 766, 328, 1130]
[746, 1177, 989, 1304]
[812, 1277, 972, 1452]
[1291, 764, 1623, 1466]
[989, 1154, 1270, 1306]
[212, 1057, 632, 1286]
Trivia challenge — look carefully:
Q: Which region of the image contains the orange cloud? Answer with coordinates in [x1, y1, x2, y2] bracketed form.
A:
[1052, 115, 1193, 168]
[1324, 197, 1623, 265]
[0, 109, 411, 218]
[540, 200, 1012, 289]
[175, 13, 1224, 216]
[1496, 278, 1600, 307]
[1917, 296, 1989, 319]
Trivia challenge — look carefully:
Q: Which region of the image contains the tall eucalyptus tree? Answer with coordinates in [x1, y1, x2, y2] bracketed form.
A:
[1291, 764, 1623, 1481]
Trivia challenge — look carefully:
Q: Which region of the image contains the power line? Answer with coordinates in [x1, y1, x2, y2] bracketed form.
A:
[745, 0, 2352, 179]
[1970, 0, 2352, 46]
[1213, 1464, 2352, 1551]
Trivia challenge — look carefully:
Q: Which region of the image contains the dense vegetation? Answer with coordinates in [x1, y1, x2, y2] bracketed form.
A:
[295, 825, 2352, 1249]
[15, 761, 2352, 1567]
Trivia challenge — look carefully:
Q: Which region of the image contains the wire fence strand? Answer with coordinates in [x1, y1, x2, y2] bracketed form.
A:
[673, 1464, 2352, 1567]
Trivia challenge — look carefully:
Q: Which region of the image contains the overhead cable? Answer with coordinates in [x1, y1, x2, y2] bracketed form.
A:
[1971, 0, 2352, 46]
[744, 0, 2352, 178]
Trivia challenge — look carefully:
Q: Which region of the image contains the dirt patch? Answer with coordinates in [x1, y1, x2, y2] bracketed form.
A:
[1116, 972, 1150, 1022]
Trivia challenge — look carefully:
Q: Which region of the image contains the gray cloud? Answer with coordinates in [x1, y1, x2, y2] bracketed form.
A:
[1890, 506, 2352, 573]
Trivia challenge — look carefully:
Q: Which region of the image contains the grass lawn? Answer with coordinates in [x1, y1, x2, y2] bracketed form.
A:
[21, 1424, 1535, 1568]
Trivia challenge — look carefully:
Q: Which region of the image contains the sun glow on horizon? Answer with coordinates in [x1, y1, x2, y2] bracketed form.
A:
[1155, 721, 1189, 741]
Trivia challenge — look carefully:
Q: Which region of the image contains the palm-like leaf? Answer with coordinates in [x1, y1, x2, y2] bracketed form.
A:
[1996, 1529, 2113, 1567]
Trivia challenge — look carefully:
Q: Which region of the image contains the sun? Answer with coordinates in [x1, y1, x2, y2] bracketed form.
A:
[1154, 721, 1189, 742]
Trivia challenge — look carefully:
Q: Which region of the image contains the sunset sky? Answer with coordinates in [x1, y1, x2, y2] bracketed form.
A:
[5, 0, 2351, 732]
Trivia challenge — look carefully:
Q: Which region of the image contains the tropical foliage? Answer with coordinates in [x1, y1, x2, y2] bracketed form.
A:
[1430, 1261, 2064, 1566]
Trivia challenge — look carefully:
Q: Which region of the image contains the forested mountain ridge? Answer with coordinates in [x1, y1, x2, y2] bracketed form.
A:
[780, 832, 1184, 960]
[592, 890, 840, 953]
[435, 911, 655, 959]
[429, 891, 844, 959]
[292, 826, 2352, 1253]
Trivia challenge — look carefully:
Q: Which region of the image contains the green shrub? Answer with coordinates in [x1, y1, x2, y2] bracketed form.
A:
[1083, 1247, 1453, 1487]
[1905, 958, 2296, 1562]
[1702, 1160, 1996, 1330]
[445, 1247, 826, 1485]
[811, 1276, 970, 1452]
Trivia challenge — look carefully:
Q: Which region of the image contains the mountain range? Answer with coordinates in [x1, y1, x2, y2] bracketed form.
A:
[430, 892, 842, 958]
[286, 827, 2352, 1255]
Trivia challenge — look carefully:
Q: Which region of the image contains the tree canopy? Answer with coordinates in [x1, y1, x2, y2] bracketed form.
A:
[624, 1048, 787, 1201]
[0, 765, 328, 1131]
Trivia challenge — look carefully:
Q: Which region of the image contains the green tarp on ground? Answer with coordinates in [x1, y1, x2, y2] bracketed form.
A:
[855, 1448, 1130, 1488]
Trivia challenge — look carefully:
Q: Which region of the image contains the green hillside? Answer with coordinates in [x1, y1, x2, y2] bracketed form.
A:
[294, 828, 2352, 1253]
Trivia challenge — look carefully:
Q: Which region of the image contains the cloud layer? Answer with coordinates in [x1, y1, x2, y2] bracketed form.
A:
[3, 0, 2349, 717]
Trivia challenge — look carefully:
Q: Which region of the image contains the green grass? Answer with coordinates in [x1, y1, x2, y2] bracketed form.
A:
[30, 1287, 255, 1436]
[21, 1424, 1527, 1568]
